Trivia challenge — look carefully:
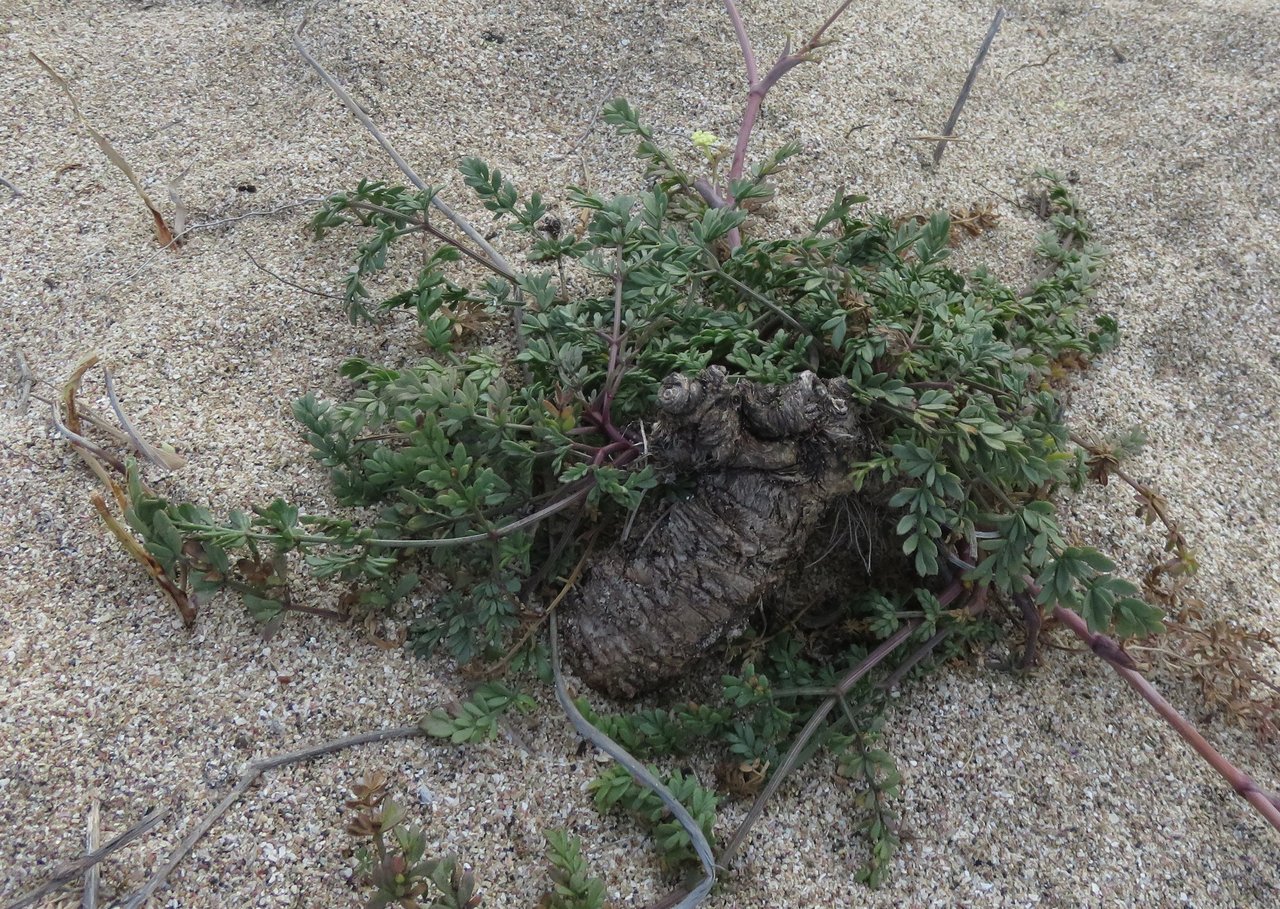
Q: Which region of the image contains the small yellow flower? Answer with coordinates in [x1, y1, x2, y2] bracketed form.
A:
[691, 130, 724, 161]
[691, 130, 720, 149]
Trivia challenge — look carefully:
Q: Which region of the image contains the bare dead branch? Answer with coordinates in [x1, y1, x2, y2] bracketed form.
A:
[2, 806, 168, 909]
[933, 8, 1006, 165]
[119, 725, 423, 909]
[82, 798, 101, 909]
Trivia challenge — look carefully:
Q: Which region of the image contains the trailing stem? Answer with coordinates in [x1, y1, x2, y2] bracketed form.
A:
[1048, 600, 1280, 832]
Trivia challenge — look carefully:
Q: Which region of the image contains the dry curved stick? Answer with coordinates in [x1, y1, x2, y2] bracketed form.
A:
[118, 725, 423, 909]
[102, 368, 185, 471]
[549, 612, 716, 909]
[2, 806, 168, 909]
[290, 12, 512, 278]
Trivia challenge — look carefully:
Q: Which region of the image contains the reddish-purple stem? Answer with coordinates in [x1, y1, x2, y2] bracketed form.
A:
[578, 247, 640, 467]
[588, 248, 631, 441]
[1049, 602, 1280, 832]
[723, 0, 758, 88]
[808, 0, 859, 50]
[719, 0, 858, 248]
[591, 439, 634, 466]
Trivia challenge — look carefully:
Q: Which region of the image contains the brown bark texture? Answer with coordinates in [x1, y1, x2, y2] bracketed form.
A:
[562, 366, 902, 698]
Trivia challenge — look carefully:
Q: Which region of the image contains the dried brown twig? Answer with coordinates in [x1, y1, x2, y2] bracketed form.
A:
[933, 8, 1006, 165]
[2, 806, 168, 909]
[118, 726, 423, 909]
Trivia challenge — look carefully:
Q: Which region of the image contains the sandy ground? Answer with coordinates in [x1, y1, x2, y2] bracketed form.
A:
[1, 0, 1279, 906]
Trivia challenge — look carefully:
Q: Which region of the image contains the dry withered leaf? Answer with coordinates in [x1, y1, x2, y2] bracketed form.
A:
[32, 52, 178, 248]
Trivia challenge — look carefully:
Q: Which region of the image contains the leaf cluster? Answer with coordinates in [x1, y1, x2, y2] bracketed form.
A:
[589, 765, 718, 870]
[345, 771, 483, 909]
[419, 683, 536, 744]
[134, 151, 1145, 635]
[540, 830, 608, 909]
